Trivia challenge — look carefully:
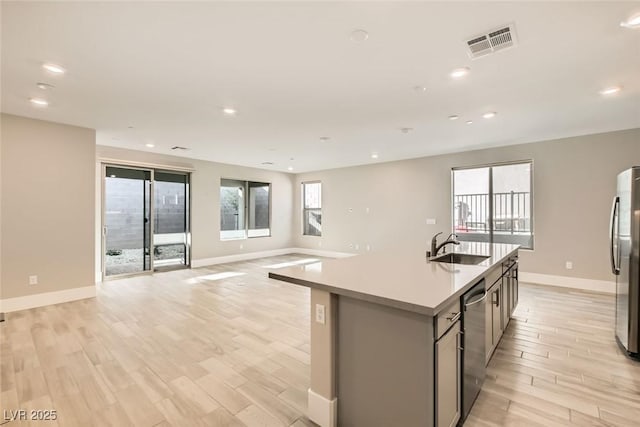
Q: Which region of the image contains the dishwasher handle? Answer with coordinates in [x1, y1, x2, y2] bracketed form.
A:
[464, 291, 487, 309]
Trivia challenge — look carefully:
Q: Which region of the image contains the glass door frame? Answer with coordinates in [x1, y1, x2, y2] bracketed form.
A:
[102, 163, 155, 281]
[451, 159, 535, 250]
[153, 169, 191, 271]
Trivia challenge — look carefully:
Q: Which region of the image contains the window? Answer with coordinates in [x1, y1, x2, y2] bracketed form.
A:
[452, 161, 533, 249]
[220, 179, 270, 240]
[247, 182, 270, 237]
[303, 182, 322, 236]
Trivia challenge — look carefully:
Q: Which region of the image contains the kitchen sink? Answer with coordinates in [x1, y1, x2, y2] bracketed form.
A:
[431, 253, 490, 265]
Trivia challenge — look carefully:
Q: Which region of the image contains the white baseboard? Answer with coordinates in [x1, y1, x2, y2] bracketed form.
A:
[520, 272, 615, 294]
[0, 285, 97, 313]
[192, 247, 356, 268]
[289, 247, 356, 258]
[308, 388, 337, 427]
[191, 248, 294, 268]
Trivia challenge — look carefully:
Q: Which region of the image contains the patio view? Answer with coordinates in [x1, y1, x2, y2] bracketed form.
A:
[453, 162, 533, 248]
[220, 179, 271, 240]
[104, 167, 189, 277]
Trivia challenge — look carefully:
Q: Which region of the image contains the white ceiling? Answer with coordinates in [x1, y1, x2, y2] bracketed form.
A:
[2, 1, 639, 172]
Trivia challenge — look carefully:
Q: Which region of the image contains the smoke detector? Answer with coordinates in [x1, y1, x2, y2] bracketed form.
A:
[465, 24, 517, 59]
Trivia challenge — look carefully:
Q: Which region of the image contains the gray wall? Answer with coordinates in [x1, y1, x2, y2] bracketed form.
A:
[1, 114, 96, 299]
[293, 128, 640, 282]
[104, 178, 187, 249]
[104, 178, 148, 250]
[96, 145, 295, 268]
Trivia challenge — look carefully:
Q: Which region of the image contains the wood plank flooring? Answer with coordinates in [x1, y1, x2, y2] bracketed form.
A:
[0, 255, 318, 427]
[1, 254, 639, 426]
[466, 283, 640, 427]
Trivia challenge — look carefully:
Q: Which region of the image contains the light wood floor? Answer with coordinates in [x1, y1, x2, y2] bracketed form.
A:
[466, 283, 640, 427]
[1, 254, 639, 426]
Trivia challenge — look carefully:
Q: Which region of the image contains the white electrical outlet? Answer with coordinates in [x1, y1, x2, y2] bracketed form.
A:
[355, 244, 360, 250]
[28, 275, 38, 285]
[318, 241, 322, 247]
[426, 218, 437, 225]
[315, 304, 326, 324]
[366, 244, 371, 251]
[239, 244, 243, 249]
[565, 261, 573, 270]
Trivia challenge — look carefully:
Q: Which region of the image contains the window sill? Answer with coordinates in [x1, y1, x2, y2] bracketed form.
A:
[220, 237, 247, 242]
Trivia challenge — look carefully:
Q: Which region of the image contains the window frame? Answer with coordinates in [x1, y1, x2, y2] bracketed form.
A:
[302, 181, 322, 237]
[451, 160, 534, 250]
[219, 178, 272, 241]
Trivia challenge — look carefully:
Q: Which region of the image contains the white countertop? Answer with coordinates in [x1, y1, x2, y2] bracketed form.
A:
[268, 242, 519, 316]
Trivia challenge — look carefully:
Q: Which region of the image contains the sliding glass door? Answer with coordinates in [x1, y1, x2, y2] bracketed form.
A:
[103, 166, 152, 277]
[103, 165, 191, 279]
[452, 161, 533, 249]
[153, 171, 190, 270]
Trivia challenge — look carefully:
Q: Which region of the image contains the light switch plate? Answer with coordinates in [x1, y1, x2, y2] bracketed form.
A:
[315, 304, 326, 324]
[426, 218, 437, 225]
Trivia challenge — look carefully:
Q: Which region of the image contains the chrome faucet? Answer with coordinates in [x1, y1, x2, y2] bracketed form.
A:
[430, 232, 460, 256]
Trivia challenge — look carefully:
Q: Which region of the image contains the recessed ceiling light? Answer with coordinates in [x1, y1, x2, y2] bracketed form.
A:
[371, 152, 379, 159]
[599, 86, 622, 95]
[287, 166, 294, 171]
[483, 112, 497, 119]
[450, 67, 470, 79]
[466, 120, 473, 125]
[350, 29, 369, 42]
[36, 82, 55, 90]
[29, 98, 48, 107]
[223, 107, 237, 115]
[448, 115, 459, 121]
[400, 127, 413, 134]
[620, 13, 640, 28]
[42, 63, 65, 74]
[145, 143, 155, 148]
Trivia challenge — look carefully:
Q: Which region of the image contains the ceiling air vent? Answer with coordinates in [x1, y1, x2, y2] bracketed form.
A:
[171, 146, 189, 151]
[465, 23, 517, 59]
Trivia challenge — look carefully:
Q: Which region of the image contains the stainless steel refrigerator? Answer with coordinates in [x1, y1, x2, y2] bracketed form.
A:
[612, 166, 640, 359]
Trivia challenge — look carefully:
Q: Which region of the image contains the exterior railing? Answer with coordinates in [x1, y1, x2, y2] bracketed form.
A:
[454, 191, 531, 234]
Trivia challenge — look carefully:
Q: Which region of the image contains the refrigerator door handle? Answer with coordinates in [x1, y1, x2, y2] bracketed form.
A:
[610, 196, 620, 275]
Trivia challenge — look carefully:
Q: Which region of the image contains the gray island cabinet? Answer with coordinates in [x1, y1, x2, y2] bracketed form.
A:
[269, 242, 519, 427]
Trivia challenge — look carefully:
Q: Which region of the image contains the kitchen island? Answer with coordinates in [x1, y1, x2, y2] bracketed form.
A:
[269, 242, 519, 427]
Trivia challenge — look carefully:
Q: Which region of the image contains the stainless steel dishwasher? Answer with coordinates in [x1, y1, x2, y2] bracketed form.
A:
[461, 280, 487, 423]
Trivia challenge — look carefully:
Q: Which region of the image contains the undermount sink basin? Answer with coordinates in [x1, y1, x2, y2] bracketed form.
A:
[431, 253, 490, 265]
